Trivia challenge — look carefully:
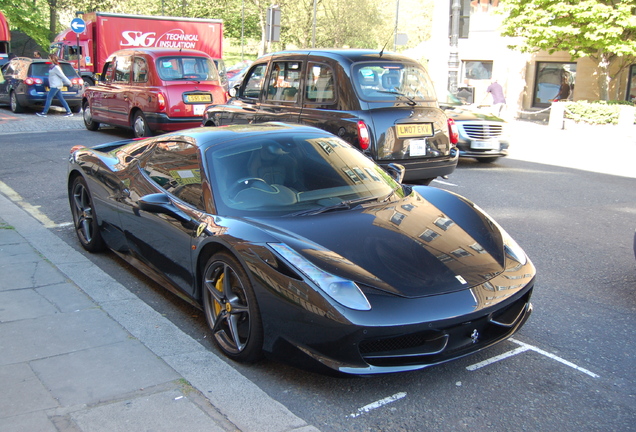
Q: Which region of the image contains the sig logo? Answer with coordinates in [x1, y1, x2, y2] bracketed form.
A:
[120, 31, 157, 47]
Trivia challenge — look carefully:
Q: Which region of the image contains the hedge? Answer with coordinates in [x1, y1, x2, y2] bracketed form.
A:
[564, 100, 635, 125]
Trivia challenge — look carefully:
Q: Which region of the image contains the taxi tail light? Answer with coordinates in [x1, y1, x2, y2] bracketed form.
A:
[447, 118, 459, 144]
[157, 93, 167, 112]
[25, 77, 43, 86]
[357, 120, 370, 150]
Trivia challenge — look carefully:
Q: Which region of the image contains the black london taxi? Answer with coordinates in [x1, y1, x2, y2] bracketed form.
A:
[202, 49, 459, 183]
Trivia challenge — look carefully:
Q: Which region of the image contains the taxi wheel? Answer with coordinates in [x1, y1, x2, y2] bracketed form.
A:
[83, 101, 100, 131]
[132, 112, 152, 138]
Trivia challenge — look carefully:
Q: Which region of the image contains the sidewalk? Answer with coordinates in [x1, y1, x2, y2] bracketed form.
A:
[0, 192, 319, 432]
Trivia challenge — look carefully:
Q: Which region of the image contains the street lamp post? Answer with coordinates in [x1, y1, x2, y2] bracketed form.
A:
[448, 0, 461, 95]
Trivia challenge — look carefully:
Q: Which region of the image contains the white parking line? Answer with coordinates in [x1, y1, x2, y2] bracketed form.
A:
[348, 392, 407, 418]
[432, 178, 458, 187]
[466, 338, 599, 378]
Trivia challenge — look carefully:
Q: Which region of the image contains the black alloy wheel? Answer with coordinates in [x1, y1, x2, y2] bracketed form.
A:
[203, 252, 263, 362]
[70, 176, 105, 252]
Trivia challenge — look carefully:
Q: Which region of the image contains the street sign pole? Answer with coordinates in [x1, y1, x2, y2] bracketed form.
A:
[71, 13, 85, 77]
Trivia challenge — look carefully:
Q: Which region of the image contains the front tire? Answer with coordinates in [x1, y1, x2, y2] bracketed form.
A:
[202, 252, 263, 363]
[70, 176, 105, 252]
[10, 91, 24, 113]
[83, 101, 100, 131]
[132, 111, 152, 138]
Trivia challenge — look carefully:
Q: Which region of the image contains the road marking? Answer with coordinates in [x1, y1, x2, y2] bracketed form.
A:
[348, 392, 407, 418]
[432, 178, 458, 187]
[0, 181, 63, 228]
[466, 338, 599, 378]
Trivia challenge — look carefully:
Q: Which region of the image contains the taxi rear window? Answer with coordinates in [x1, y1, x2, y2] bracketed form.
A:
[353, 62, 437, 103]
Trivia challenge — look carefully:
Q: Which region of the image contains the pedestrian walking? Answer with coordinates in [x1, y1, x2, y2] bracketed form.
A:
[482, 78, 506, 117]
[36, 54, 73, 117]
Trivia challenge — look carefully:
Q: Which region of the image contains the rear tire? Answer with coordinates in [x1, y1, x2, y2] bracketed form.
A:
[132, 111, 152, 138]
[69, 176, 105, 252]
[10, 91, 24, 113]
[476, 157, 499, 163]
[83, 101, 100, 131]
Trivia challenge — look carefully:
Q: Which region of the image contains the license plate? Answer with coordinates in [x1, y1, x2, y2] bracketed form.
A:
[186, 94, 212, 103]
[45, 87, 68, 92]
[471, 140, 499, 150]
[409, 139, 428, 156]
[396, 123, 433, 138]
[193, 104, 205, 115]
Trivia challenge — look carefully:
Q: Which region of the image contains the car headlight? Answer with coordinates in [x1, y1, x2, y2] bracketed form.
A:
[269, 243, 371, 311]
[503, 233, 527, 265]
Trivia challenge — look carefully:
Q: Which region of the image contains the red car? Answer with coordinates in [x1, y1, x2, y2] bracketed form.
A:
[82, 48, 226, 137]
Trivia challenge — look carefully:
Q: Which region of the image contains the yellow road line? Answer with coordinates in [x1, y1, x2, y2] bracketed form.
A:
[0, 180, 60, 228]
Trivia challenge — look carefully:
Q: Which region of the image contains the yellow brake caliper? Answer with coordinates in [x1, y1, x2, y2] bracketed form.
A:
[214, 272, 224, 316]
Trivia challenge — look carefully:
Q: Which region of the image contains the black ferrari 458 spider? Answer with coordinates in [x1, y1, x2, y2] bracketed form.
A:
[67, 123, 535, 375]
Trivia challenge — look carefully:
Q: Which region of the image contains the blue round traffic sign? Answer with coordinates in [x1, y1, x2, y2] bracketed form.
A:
[70, 18, 86, 34]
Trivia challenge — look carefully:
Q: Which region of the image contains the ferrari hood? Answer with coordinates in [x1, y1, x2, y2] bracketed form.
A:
[255, 188, 507, 298]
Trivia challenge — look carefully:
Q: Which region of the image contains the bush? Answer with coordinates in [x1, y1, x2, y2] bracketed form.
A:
[564, 100, 634, 125]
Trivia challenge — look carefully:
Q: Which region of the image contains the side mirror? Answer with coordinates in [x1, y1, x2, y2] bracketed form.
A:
[137, 193, 191, 223]
[228, 85, 239, 98]
[386, 163, 405, 184]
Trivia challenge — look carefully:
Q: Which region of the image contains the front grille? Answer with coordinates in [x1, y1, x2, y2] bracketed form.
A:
[462, 123, 503, 140]
[359, 290, 532, 368]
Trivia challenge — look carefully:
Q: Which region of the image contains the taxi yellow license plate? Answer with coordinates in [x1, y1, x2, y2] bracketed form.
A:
[396, 123, 433, 138]
[186, 94, 212, 103]
[45, 87, 68, 91]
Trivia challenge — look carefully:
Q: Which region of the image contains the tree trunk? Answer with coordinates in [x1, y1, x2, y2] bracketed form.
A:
[48, 0, 57, 42]
[597, 49, 611, 101]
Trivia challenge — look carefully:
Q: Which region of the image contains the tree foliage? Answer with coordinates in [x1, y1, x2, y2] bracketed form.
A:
[499, 0, 636, 100]
[3, 0, 434, 59]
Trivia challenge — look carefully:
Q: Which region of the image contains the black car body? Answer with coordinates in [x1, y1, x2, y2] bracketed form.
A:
[0, 57, 84, 113]
[67, 123, 534, 375]
[202, 49, 459, 183]
[441, 93, 509, 163]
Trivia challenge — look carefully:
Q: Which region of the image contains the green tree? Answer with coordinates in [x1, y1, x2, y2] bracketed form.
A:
[0, 0, 50, 48]
[500, 0, 636, 101]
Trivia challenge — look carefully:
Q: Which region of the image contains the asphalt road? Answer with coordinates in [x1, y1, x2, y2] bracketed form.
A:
[1, 108, 635, 432]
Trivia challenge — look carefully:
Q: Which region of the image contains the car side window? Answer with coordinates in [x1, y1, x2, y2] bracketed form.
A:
[113, 56, 131, 83]
[266, 61, 302, 102]
[306, 63, 335, 103]
[242, 63, 267, 99]
[132, 56, 148, 83]
[144, 141, 204, 210]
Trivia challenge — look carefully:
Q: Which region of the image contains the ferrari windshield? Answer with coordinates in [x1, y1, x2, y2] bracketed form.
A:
[207, 133, 403, 216]
[353, 61, 438, 103]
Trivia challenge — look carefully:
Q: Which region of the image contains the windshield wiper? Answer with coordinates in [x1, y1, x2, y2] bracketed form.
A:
[289, 196, 381, 217]
[376, 90, 417, 106]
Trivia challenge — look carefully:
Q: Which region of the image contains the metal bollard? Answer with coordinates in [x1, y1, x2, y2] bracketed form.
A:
[548, 101, 565, 129]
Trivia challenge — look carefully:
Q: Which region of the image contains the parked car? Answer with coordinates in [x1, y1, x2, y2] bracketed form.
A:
[212, 58, 228, 91]
[0, 57, 84, 113]
[82, 48, 227, 138]
[202, 49, 459, 183]
[67, 122, 535, 375]
[440, 92, 509, 163]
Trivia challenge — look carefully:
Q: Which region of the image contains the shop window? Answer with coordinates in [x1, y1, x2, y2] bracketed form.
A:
[533, 62, 576, 108]
[463, 60, 492, 80]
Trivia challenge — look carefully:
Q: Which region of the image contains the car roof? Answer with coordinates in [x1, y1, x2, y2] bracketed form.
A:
[158, 123, 333, 151]
[107, 48, 212, 59]
[265, 49, 419, 64]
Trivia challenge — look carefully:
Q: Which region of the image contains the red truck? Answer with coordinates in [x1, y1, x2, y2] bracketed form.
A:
[51, 12, 223, 85]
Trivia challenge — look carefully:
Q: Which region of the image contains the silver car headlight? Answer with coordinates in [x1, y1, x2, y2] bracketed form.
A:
[269, 243, 371, 311]
[503, 233, 527, 265]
